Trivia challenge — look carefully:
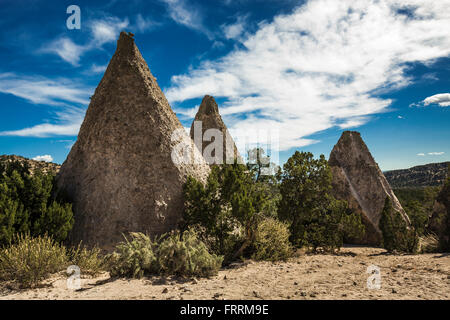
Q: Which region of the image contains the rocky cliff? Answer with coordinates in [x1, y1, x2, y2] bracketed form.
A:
[329, 131, 410, 245]
[190, 95, 241, 165]
[57, 32, 210, 250]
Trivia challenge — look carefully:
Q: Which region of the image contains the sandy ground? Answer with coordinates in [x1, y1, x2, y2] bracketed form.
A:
[1, 247, 449, 300]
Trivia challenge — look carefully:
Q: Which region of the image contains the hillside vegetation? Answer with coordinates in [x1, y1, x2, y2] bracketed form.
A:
[385, 162, 449, 188]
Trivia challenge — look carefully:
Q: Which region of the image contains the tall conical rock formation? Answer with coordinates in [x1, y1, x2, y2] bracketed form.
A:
[329, 131, 410, 245]
[57, 32, 210, 250]
[190, 95, 241, 165]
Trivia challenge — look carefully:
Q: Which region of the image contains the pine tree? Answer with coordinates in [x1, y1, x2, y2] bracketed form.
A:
[0, 160, 73, 245]
[277, 151, 364, 252]
[183, 162, 269, 261]
[379, 197, 417, 253]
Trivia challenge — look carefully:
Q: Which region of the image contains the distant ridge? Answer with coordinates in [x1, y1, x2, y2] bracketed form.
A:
[384, 162, 449, 188]
[0, 154, 60, 175]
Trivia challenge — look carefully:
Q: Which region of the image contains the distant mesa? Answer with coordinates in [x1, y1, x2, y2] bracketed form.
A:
[329, 131, 411, 245]
[190, 95, 241, 165]
[56, 31, 210, 250]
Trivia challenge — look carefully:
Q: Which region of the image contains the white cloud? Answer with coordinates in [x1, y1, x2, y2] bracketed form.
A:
[398, 115, 404, 119]
[89, 63, 108, 74]
[424, 93, 450, 107]
[0, 107, 86, 138]
[32, 155, 54, 162]
[90, 17, 129, 45]
[417, 153, 425, 156]
[165, 0, 450, 151]
[0, 73, 90, 137]
[221, 15, 247, 40]
[135, 14, 159, 33]
[410, 93, 450, 107]
[41, 38, 86, 66]
[42, 16, 129, 66]
[0, 73, 91, 106]
[160, 0, 213, 38]
[428, 152, 445, 156]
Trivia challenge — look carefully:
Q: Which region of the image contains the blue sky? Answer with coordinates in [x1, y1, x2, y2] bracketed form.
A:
[0, 0, 449, 170]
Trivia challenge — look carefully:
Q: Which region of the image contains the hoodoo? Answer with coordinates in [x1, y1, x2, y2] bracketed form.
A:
[329, 131, 410, 245]
[190, 95, 241, 165]
[57, 32, 210, 250]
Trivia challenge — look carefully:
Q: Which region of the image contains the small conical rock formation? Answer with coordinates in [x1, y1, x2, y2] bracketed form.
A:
[57, 32, 210, 250]
[329, 131, 410, 245]
[190, 95, 241, 165]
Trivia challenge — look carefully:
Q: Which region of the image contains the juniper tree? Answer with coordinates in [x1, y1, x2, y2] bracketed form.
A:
[277, 151, 364, 252]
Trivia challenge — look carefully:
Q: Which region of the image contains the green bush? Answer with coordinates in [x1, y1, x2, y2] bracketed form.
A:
[157, 229, 223, 277]
[108, 229, 223, 279]
[0, 160, 73, 245]
[68, 243, 106, 276]
[108, 232, 158, 278]
[380, 197, 418, 253]
[0, 234, 68, 288]
[183, 163, 270, 261]
[252, 218, 292, 262]
[277, 151, 365, 252]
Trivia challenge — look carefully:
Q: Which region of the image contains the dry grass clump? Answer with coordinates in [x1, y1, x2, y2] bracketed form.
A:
[68, 243, 106, 276]
[0, 234, 67, 288]
[418, 234, 440, 253]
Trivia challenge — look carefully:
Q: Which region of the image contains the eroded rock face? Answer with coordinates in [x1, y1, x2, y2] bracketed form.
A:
[190, 95, 241, 165]
[329, 131, 410, 245]
[57, 32, 210, 250]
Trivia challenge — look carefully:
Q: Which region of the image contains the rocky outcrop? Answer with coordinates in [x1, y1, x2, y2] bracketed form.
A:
[0, 155, 60, 175]
[57, 32, 210, 250]
[329, 131, 410, 245]
[190, 95, 241, 165]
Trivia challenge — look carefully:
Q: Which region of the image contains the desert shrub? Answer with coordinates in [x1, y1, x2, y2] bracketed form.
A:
[68, 243, 106, 276]
[108, 232, 158, 278]
[252, 218, 292, 262]
[0, 160, 73, 245]
[418, 234, 440, 253]
[0, 234, 68, 288]
[277, 151, 365, 252]
[380, 197, 418, 253]
[183, 163, 270, 261]
[108, 229, 222, 279]
[157, 229, 223, 277]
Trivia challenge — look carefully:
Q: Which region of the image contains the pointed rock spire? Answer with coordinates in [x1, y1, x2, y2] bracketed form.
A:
[57, 31, 210, 250]
[329, 131, 410, 245]
[190, 95, 241, 165]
